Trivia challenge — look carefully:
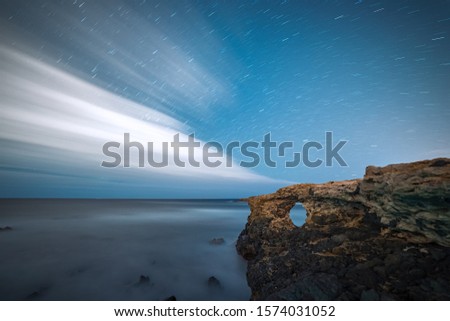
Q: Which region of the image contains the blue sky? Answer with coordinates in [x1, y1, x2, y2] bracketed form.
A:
[0, 0, 449, 198]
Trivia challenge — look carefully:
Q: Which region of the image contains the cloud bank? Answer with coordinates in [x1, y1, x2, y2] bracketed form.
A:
[0, 46, 277, 198]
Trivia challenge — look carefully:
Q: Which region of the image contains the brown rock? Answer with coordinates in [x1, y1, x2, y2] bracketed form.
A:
[236, 158, 450, 300]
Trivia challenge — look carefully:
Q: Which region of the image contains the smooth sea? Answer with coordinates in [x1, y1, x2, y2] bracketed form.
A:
[0, 199, 306, 300]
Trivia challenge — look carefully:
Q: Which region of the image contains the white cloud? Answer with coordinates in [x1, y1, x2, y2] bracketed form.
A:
[0, 46, 270, 187]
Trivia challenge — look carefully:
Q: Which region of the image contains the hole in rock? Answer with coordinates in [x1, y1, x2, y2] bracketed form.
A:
[289, 202, 307, 227]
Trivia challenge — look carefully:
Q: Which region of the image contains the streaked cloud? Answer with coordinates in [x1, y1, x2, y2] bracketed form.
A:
[0, 45, 274, 197]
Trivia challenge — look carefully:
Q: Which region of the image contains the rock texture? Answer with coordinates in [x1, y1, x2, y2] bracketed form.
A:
[236, 158, 450, 300]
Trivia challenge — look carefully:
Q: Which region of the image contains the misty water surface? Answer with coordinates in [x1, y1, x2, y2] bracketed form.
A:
[0, 199, 306, 300]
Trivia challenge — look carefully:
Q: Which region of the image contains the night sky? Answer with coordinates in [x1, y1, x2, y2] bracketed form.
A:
[0, 0, 449, 198]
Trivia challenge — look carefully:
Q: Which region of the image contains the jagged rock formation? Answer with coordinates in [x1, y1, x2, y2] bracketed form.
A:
[236, 158, 450, 300]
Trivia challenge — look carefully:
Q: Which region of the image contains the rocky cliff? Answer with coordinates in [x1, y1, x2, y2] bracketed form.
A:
[236, 158, 450, 300]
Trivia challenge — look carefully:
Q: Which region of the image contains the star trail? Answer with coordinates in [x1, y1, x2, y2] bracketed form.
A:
[0, 0, 449, 197]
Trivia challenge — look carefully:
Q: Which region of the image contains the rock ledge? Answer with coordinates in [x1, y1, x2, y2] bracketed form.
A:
[236, 158, 450, 300]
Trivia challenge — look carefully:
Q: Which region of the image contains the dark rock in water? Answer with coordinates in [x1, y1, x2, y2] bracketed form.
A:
[209, 238, 225, 245]
[207, 276, 222, 288]
[25, 291, 41, 300]
[0, 226, 12, 232]
[164, 295, 177, 301]
[236, 158, 450, 300]
[136, 275, 151, 286]
[25, 286, 49, 300]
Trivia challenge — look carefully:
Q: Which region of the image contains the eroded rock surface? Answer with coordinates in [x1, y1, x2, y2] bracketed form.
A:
[236, 158, 450, 300]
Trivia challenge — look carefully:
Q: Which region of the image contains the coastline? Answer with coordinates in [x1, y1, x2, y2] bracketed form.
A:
[236, 158, 450, 300]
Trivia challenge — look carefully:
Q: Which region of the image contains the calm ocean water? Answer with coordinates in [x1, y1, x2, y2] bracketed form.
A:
[0, 199, 306, 300]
